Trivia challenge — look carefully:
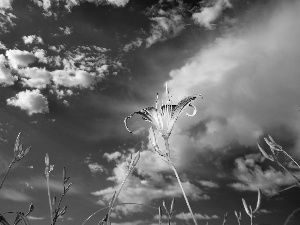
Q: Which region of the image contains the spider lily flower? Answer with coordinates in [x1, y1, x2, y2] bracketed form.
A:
[124, 85, 202, 139]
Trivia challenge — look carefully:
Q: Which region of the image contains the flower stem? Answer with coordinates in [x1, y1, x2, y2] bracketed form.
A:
[164, 138, 198, 225]
[171, 164, 198, 225]
[46, 174, 53, 224]
[0, 160, 14, 190]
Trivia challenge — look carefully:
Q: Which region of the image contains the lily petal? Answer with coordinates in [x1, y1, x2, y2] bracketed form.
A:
[186, 103, 197, 117]
[166, 94, 202, 136]
[124, 107, 162, 133]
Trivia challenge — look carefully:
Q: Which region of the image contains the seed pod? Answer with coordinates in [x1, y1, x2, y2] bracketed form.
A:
[242, 198, 250, 216]
[253, 189, 261, 213]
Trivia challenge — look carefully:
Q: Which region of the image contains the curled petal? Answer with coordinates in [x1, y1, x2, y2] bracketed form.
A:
[172, 94, 202, 119]
[124, 107, 162, 133]
[186, 103, 197, 117]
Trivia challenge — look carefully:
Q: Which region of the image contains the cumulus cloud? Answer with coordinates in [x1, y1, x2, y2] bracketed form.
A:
[92, 150, 207, 215]
[22, 35, 44, 45]
[7, 89, 49, 115]
[167, 0, 300, 162]
[192, 0, 232, 29]
[229, 153, 299, 196]
[175, 212, 219, 221]
[0, 0, 12, 9]
[6, 49, 36, 68]
[0, 54, 16, 86]
[19, 67, 51, 88]
[103, 151, 122, 161]
[88, 162, 107, 174]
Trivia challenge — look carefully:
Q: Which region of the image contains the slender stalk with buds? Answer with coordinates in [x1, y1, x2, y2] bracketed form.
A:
[242, 189, 261, 225]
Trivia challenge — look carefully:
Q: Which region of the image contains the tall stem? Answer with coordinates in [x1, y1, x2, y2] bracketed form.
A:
[46, 174, 53, 224]
[164, 138, 198, 225]
[0, 160, 14, 190]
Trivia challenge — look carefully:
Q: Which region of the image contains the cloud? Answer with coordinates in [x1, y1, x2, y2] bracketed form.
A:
[192, 0, 232, 29]
[0, 188, 32, 202]
[197, 180, 219, 188]
[27, 216, 45, 221]
[88, 162, 107, 174]
[146, 14, 185, 47]
[51, 69, 98, 88]
[22, 35, 44, 45]
[0, 0, 12, 9]
[0, 10, 17, 34]
[103, 151, 122, 161]
[175, 212, 219, 221]
[6, 49, 36, 68]
[167, 0, 300, 160]
[7, 89, 49, 115]
[0, 54, 16, 86]
[229, 153, 299, 196]
[19, 67, 51, 88]
[107, 0, 129, 7]
[92, 149, 207, 216]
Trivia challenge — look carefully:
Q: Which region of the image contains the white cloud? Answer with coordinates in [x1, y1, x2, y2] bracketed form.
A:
[51, 69, 98, 88]
[6, 49, 36, 68]
[197, 180, 219, 188]
[88, 162, 107, 174]
[103, 151, 122, 161]
[0, 54, 16, 86]
[146, 14, 185, 47]
[92, 149, 207, 216]
[167, 0, 300, 160]
[175, 212, 219, 221]
[34, 49, 47, 63]
[0, 0, 12, 9]
[7, 89, 49, 115]
[229, 153, 299, 196]
[107, 0, 129, 7]
[19, 67, 51, 88]
[192, 0, 232, 29]
[22, 35, 44, 45]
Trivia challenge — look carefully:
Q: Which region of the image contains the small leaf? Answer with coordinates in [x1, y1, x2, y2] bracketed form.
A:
[64, 183, 72, 193]
[242, 198, 251, 216]
[257, 143, 274, 161]
[109, 191, 116, 207]
[63, 167, 66, 183]
[170, 198, 175, 215]
[158, 206, 162, 219]
[14, 133, 22, 157]
[132, 151, 140, 167]
[162, 200, 168, 214]
[45, 154, 49, 167]
[28, 204, 34, 213]
[59, 206, 67, 216]
[254, 189, 261, 213]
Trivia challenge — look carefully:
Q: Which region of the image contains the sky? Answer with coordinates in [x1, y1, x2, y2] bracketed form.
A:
[0, 0, 300, 224]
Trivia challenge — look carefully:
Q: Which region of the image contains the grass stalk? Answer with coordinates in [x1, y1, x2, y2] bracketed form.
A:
[46, 174, 53, 224]
[0, 160, 14, 190]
